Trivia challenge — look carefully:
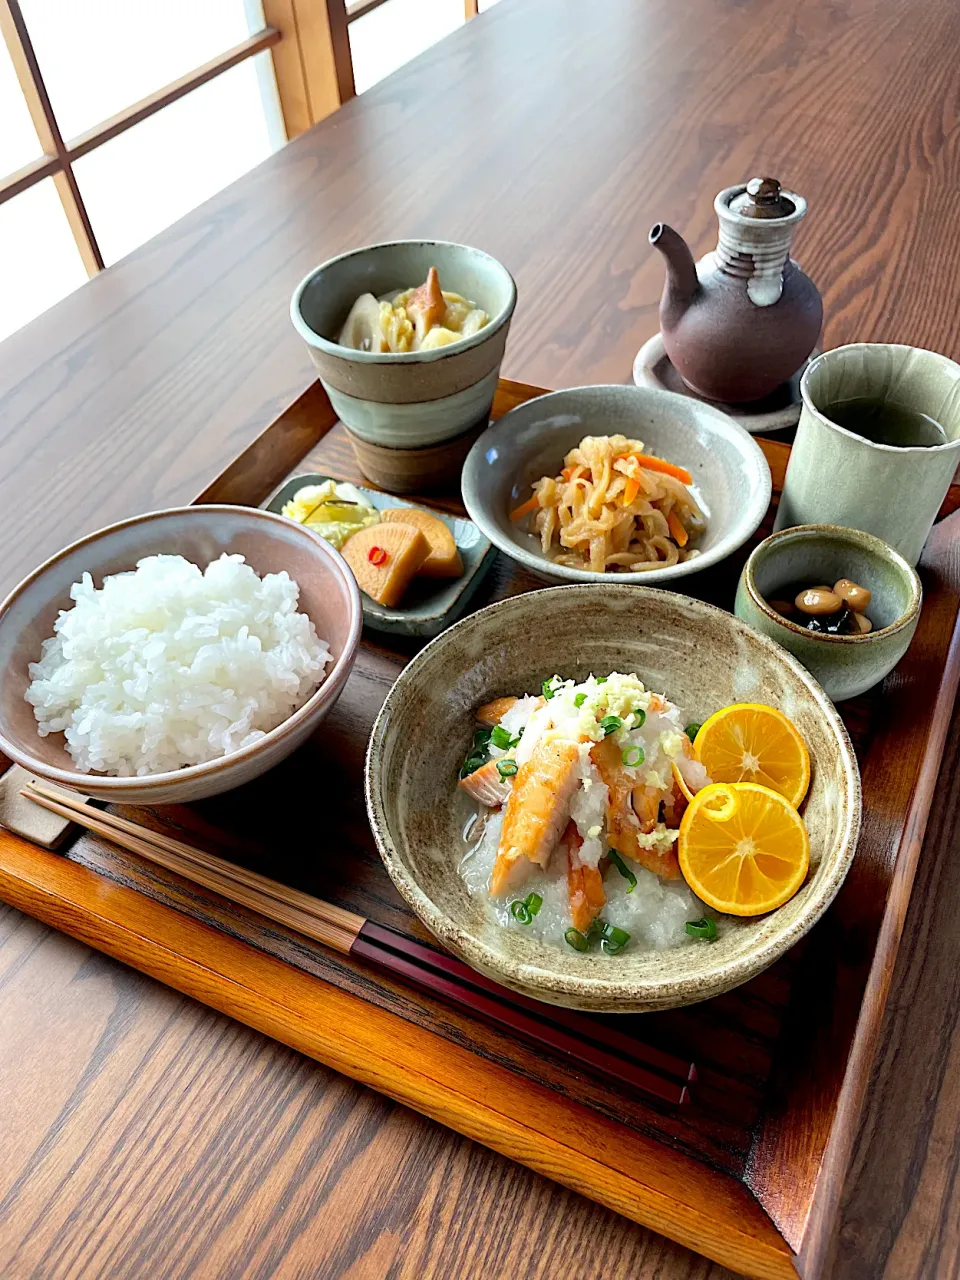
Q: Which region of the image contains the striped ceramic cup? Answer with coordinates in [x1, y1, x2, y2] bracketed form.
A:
[291, 241, 516, 489]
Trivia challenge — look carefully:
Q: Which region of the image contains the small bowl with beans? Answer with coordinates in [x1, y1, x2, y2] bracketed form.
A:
[734, 524, 922, 701]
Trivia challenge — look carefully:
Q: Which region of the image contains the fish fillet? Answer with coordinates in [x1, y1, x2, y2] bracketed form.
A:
[490, 737, 581, 896]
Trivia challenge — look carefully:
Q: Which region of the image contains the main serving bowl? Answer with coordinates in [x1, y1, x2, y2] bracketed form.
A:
[365, 585, 861, 1013]
[0, 506, 361, 805]
[461, 385, 772, 586]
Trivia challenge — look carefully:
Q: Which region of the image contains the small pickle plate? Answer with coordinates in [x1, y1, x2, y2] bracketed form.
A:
[265, 473, 497, 637]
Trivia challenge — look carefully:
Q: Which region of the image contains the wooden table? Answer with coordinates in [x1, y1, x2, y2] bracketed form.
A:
[1, 0, 959, 1274]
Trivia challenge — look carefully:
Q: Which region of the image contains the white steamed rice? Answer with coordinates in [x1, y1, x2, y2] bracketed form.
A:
[25, 553, 331, 777]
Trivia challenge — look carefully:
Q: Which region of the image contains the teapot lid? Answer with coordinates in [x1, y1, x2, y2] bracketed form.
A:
[728, 177, 796, 219]
[717, 179, 807, 229]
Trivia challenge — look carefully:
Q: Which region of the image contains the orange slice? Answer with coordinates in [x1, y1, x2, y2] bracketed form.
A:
[693, 703, 810, 808]
[678, 782, 810, 916]
[670, 760, 696, 804]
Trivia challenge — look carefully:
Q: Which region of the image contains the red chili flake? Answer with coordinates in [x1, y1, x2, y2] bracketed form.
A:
[367, 545, 388, 566]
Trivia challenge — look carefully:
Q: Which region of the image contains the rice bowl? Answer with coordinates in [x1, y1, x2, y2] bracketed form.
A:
[0, 505, 361, 805]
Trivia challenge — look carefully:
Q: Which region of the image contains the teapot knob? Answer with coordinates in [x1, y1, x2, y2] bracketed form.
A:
[746, 176, 782, 204]
[732, 176, 796, 219]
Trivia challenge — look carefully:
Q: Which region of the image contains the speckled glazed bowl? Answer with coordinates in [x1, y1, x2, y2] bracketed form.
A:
[0, 506, 361, 805]
[461, 385, 772, 586]
[735, 524, 922, 702]
[291, 241, 516, 491]
[365, 585, 861, 1013]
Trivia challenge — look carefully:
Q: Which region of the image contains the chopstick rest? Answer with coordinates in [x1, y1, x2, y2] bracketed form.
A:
[0, 765, 91, 849]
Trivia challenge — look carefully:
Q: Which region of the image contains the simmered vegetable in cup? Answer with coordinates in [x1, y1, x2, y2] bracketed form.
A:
[338, 266, 489, 353]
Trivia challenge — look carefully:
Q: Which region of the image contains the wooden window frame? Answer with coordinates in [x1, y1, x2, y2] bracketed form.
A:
[0, 0, 354, 275]
[0, 0, 472, 277]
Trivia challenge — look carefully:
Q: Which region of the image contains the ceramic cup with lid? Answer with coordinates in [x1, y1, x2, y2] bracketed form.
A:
[774, 343, 960, 565]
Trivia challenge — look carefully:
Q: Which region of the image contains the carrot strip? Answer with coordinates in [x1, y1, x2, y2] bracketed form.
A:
[509, 494, 541, 522]
[623, 475, 641, 506]
[632, 453, 693, 484]
[667, 509, 689, 547]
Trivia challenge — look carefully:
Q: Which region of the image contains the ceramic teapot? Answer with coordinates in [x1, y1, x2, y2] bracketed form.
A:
[650, 178, 822, 403]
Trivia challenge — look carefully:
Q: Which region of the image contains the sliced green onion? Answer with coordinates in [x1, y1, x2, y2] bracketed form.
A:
[459, 756, 484, 778]
[598, 922, 631, 955]
[574, 692, 587, 708]
[602, 923, 631, 947]
[497, 759, 518, 778]
[601, 938, 626, 955]
[632, 708, 646, 727]
[542, 677, 559, 700]
[600, 715, 622, 737]
[459, 738, 490, 776]
[511, 900, 533, 924]
[685, 722, 702, 742]
[491, 724, 519, 750]
[596, 676, 608, 684]
[524, 892, 543, 918]
[564, 927, 589, 952]
[460, 728, 493, 776]
[685, 917, 717, 940]
[607, 848, 637, 892]
[586, 918, 607, 944]
[621, 744, 644, 768]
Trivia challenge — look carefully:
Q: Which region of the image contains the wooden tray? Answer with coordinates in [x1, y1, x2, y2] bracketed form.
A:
[1, 378, 958, 1280]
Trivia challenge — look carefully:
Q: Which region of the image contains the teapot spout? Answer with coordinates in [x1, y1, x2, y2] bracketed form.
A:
[649, 223, 699, 328]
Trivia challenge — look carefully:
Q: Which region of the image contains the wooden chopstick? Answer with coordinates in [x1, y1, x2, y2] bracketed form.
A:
[23, 783, 362, 954]
[23, 782, 697, 1105]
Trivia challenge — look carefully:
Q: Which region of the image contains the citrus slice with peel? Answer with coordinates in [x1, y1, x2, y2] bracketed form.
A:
[678, 782, 810, 916]
[693, 703, 810, 808]
[671, 760, 696, 804]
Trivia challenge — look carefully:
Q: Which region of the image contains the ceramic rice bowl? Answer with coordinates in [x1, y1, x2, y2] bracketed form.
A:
[0, 506, 361, 805]
[365, 585, 861, 1013]
[461, 385, 771, 586]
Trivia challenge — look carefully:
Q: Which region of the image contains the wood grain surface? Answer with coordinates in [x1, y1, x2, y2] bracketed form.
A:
[0, 902, 737, 1280]
[2, 0, 960, 1275]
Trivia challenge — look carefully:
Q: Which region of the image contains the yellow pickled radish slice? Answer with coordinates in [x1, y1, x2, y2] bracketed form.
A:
[692, 703, 810, 808]
[678, 782, 810, 916]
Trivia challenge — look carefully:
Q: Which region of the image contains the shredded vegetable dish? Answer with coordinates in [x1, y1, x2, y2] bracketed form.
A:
[509, 434, 705, 573]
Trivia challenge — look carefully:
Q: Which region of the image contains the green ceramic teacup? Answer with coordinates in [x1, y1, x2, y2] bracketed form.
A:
[774, 344, 960, 565]
[735, 524, 921, 702]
